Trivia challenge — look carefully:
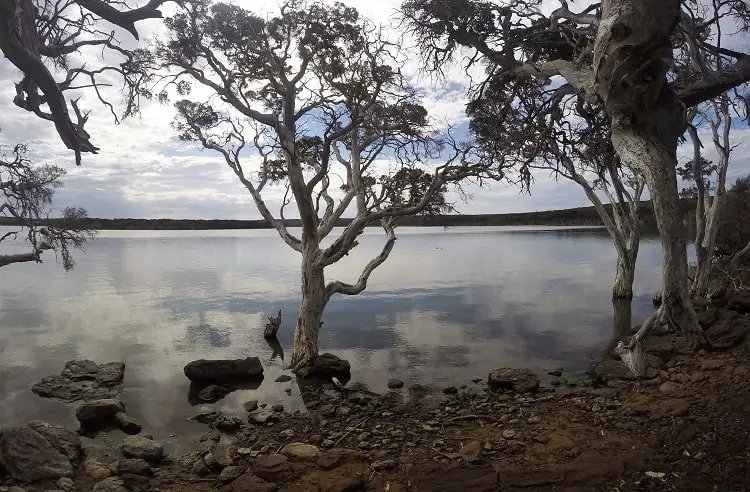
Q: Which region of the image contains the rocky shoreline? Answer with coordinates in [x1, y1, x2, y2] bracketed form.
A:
[1, 293, 749, 491]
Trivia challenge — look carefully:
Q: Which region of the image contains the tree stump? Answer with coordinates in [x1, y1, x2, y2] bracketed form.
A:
[264, 310, 281, 339]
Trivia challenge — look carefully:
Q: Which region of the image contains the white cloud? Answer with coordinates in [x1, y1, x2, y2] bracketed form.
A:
[1, 0, 749, 220]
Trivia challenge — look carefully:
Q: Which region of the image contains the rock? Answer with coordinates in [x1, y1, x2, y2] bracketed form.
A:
[211, 442, 234, 468]
[527, 416, 541, 424]
[487, 368, 540, 393]
[75, 399, 125, 426]
[298, 353, 351, 380]
[659, 381, 681, 395]
[231, 471, 278, 492]
[82, 448, 115, 481]
[184, 358, 264, 385]
[114, 458, 152, 476]
[336, 406, 350, 416]
[727, 293, 750, 314]
[502, 429, 517, 439]
[248, 409, 278, 424]
[387, 379, 404, 389]
[121, 473, 150, 492]
[0, 422, 81, 482]
[443, 386, 458, 395]
[191, 411, 221, 424]
[119, 436, 163, 464]
[279, 429, 295, 438]
[220, 465, 245, 482]
[32, 361, 126, 402]
[271, 404, 284, 412]
[348, 393, 372, 405]
[280, 443, 320, 460]
[593, 356, 658, 382]
[457, 440, 483, 463]
[56, 477, 74, 491]
[114, 413, 142, 435]
[243, 400, 259, 412]
[251, 454, 289, 481]
[706, 314, 750, 349]
[197, 385, 230, 403]
[701, 359, 727, 371]
[372, 459, 397, 471]
[191, 459, 209, 476]
[92, 477, 127, 492]
[274, 375, 292, 383]
[215, 415, 243, 432]
[238, 447, 253, 456]
[317, 449, 366, 471]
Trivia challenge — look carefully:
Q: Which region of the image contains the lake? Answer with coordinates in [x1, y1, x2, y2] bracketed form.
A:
[0, 226, 664, 453]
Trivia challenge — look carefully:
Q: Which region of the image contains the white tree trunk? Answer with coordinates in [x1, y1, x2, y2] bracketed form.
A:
[613, 253, 636, 299]
[288, 253, 327, 372]
[610, 119, 707, 345]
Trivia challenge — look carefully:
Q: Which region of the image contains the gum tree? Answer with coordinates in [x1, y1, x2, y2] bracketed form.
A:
[467, 70, 645, 298]
[402, 0, 750, 353]
[1, 138, 93, 269]
[0, 0, 176, 164]
[153, 1, 499, 372]
[684, 96, 736, 297]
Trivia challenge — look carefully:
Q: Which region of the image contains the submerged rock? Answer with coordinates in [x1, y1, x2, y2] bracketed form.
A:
[32, 360, 125, 402]
[76, 399, 126, 427]
[197, 385, 230, 403]
[0, 421, 81, 482]
[114, 413, 142, 435]
[184, 358, 264, 385]
[387, 379, 404, 389]
[487, 368, 540, 393]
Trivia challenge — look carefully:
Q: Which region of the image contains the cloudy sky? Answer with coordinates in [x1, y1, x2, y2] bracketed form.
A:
[1, 0, 749, 220]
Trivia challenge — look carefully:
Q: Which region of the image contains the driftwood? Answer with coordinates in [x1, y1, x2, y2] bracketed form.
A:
[264, 310, 282, 339]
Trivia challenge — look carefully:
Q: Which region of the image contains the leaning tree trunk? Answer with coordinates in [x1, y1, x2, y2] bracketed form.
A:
[288, 254, 327, 373]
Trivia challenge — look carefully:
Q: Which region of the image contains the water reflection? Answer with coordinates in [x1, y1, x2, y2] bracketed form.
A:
[0, 226, 663, 454]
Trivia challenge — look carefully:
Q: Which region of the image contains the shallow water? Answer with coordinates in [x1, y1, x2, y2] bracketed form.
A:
[0, 226, 663, 454]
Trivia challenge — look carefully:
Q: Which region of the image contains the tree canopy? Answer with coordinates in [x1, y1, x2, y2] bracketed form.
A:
[0, 0, 176, 164]
[0, 137, 94, 269]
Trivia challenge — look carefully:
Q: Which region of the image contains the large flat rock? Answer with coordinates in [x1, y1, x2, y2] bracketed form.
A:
[32, 360, 125, 402]
[184, 358, 263, 385]
[0, 421, 81, 482]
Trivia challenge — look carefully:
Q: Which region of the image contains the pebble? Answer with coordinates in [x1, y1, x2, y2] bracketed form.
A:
[372, 459, 397, 471]
[527, 416, 541, 424]
[56, 478, 74, 491]
[271, 404, 284, 412]
[502, 429, 517, 439]
[219, 466, 244, 482]
[275, 375, 293, 383]
[279, 429, 295, 438]
[237, 448, 253, 456]
[243, 400, 259, 412]
[336, 407, 350, 416]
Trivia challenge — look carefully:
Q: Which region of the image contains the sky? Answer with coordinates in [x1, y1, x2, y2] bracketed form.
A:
[1, 0, 749, 220]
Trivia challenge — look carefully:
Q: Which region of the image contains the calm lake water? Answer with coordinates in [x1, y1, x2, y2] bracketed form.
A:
[0, 226, 664, 453]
